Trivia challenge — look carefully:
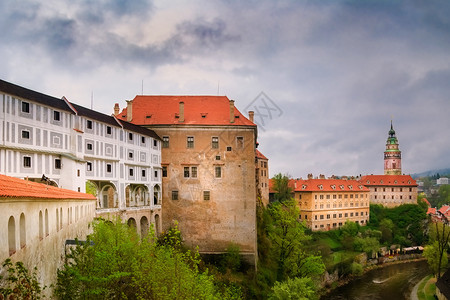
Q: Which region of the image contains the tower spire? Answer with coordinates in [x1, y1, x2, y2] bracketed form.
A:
[384, 121, 401, 175]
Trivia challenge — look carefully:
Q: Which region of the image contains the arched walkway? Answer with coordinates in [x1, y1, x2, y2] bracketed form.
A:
[154, 214, 161, 236]
[140, 216, 149, 237]
[153, 184, 161, 205]
[125, 184, 149, 207]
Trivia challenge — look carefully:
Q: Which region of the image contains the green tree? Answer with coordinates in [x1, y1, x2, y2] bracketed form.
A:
[379, 218, 394, 244]
[423, 241, 448, 278]
[428, 222, 450, 278]
[269, 277, 317, 300]
[0, 259, 45, 299]
[271, 173, 293, 202]
[55, 219, 236, 299]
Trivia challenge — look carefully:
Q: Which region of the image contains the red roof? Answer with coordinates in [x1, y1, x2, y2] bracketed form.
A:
[0, 174, 96, 200]
[269, 178, 369, 193]
[421, 198, 431, 207]
[427, 207, 436, 215]
[116, 95, 256, 126]
[256, 149, 268, 160]
[359, 175, 417, 187]
[438, 205, 450, 215]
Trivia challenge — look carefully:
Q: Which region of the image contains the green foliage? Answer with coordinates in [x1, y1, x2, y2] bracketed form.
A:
[350, 262, 363, 276]
[353, 237, 380, 257]
[0, 258, 45, 299]
[423, 241, 448, 277]
[55, 219, 235, 299]
[427, 222, 450, 278]
[85, 180, 97, 196]
[269, 277, 317, 300]
[271, 173, 293, 202]
[221, 243, 241, 272]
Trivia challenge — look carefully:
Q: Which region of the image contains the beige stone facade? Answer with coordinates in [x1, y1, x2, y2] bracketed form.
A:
[116, 96, 258, 264]
[256, 149, 269, 206]
[360, 175, 418, 207]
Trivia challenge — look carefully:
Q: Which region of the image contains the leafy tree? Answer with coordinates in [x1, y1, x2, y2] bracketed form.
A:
[267, 199, 310, 281]
[271, 173, 293, 202]
[350, 262, 363, 276]
[55, 219, 236, 299]
[85, 180, 97, 196]
[269, 277, 317, 300]
[353, 237, 380, 258]
[428, 222, 450, 278]
[0, 259, 45, 299]
[379, 218, 394, 244]
[423, 241, 448, 278]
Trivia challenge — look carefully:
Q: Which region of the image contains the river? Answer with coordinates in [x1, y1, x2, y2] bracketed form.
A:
[322, 260, 430, 300]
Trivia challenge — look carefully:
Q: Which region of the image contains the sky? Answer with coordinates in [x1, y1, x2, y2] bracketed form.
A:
[1, 0, 450, 178]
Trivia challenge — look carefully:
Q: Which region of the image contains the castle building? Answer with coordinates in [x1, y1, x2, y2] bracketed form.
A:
[0, 174, 96, 295]
[360, 122, 418, 207]
[0, 79, 162, 234]
[256, 149, 269, 206]
[269, 175, 370, 231]
[115, 96, 259, 264]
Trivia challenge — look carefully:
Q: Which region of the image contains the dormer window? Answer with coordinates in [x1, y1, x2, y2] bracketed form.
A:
[302, 184, 307, 190]
[366, 180, 370, 184]
[380, 180, 383, 184]
[339, 185, 345, 190]
[394, 180, 398, 184]
[146, 115, 152, 119]
[358, 185, 363, 190]
[201, 113, 207, 118]
[348, 185, 353, 190]
[408, 180, 411, 184]
[331, 185, 336, 190]
[318, 184, 323, 190]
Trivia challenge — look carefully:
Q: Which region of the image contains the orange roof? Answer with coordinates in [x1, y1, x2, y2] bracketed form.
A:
[359, 175, 417, 187]
[438, 205, 450, 215]
[0, 174, 96, 200]
[269, 178, 369, 193]
[116, 95, 256, 126]
[256, 149, 268, 160]
[427, 207, 436, 215]
[422, 198, 430, 207]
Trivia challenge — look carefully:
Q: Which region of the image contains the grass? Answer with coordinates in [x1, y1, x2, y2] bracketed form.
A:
[416, 274, 436, 300]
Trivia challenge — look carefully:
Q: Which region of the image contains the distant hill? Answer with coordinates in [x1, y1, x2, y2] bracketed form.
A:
[411, 168, 450, 179]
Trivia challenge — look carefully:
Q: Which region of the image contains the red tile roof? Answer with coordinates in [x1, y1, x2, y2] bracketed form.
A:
[427, 207, 436, 215]
[422, 198, 430, 206]
[0, 174, 96, 200]
[116, 95, 256, 126]
[359, 175, 417, 187]
[269, 178, 369, 193]
[256, 149, 268, 160]
[438, 205, 450, 215]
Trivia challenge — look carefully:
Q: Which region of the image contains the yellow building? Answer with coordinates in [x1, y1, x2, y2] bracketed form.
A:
[271, 175, 370, 231]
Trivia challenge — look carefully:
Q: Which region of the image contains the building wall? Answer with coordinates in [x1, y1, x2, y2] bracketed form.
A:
[0, 89, 162, 231]
[0, 197, 96, 296]
[257, 156, 269, 206]
[150, 125, 257, 263]
[368, 186, 418, 207]
[296, 190, 370, 231]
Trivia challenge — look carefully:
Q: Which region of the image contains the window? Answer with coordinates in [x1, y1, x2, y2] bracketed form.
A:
[21, 130, 30, 139]
[21, 101, 30, 113]
[8, 216, 15, 255]
[227, 146, 232, 151]
[141, 136, 145, 144]
[106, 164, 112, 173]
[128, 133, 133, 141]
[87, 120, 93, 129]
[344, 213, 348, 217]
[87, 162, 93, 171]
[87, 143, 93, 151]
[106, 126, 112, 135]
[184, 167, 190, 178]
[203, 191, 210, 200]
[350, 213, 354, 217]
[162, 166, 167, 177]
[320, 215, 324, 219]
[153, 139, 157, 147]
[154, 170, 158, 178]
[212, 137, 219, 149]
[129, 168, 134, 176]
[54, 111, 61, 121]
[187, 136, 194, 148]
[215, 166, 222, 178]
[172, 190, 179, 200]
[142, 169, 146, 177]
[163, 136, 169, 148]
[129, 151, 133, 159]
[236, 136, 244, 148]
[215, 155, 221, 160]
[55, 159, 61, 169]
[191, 167, 198, 178]
[23, 156, 31, 168]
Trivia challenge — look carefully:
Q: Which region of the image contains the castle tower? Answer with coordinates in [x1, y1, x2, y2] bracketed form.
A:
[384, 121, 402, 175]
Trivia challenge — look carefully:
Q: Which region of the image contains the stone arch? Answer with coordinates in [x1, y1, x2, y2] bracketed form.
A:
[8, 216, 16, 255]
[154, 214, 161, 236]
[127, 218, 137, 234]
[126, 184, 149, 207]
[100, 184, 117, 209]
[39, 211, 43, 240]
[153, 184, 161, 205]
[20, 213, 26, 249]
[140, 216, 149, 237]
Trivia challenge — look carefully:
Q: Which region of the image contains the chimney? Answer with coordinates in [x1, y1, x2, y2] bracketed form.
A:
[230, 100, 235, 123]
[114, 103, 120, 115]
[179, 101, 184, 123]
[126, 100, 132, 121]
[248, 111, 254, 123]
[307, 173, 313, 180]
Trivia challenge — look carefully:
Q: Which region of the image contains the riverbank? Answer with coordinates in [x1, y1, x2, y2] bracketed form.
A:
[411, 274, 436, 300]
[320, 255, 427, 297]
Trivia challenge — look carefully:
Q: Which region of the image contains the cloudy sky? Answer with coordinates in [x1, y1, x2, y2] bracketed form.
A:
[1, 0, 449, 178]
